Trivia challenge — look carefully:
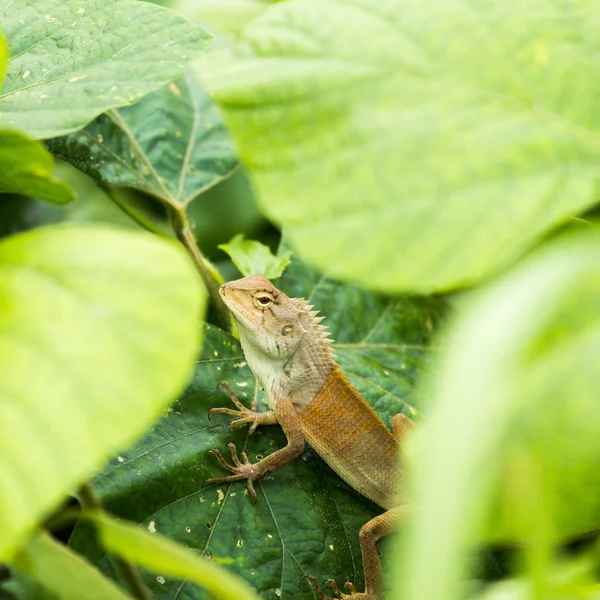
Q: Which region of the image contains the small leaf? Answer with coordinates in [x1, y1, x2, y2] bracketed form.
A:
[0, 224, 205, 560]
[219, 234, 292, 278]
[47, 71, 237, 209]
[12, 532, 132, 600]
[0, 0, 211, 139]
[202, 0, 600, 293]
[90, 512, 261, 600]
[396, 230, 600, 600]
[0, 130, 74, 204]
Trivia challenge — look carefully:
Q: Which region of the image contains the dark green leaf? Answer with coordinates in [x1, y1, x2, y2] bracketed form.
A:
[70, 242, 445, 599]
[219, 234, 291, 278]
[0, 225, 205, 560]
[0, 131, 74, 204]
[47, 71, 237, 209]
[202, 0, 600, 293]
[0, 0, 210, 139]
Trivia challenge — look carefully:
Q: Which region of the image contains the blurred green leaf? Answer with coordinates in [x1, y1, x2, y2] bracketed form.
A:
[69, 241, 446, 599]
[90, 511, 261, 600]
[0, 131, 74, 204]
[174, 0, 274, 34]
[0, 32, 6, 83]
[48, 71, 237, 209]
[396, 230, 600, 600]
[0, 225, 205, 560]
[202, 0, 600, 293]
[0, 0, 210, 139]
[0, 160, 172, 241]
[219, 234, 291, 278]
[11, 533, 132, 600]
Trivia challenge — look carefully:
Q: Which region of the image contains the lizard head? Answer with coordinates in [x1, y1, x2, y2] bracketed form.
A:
[219, 275, 335, 404]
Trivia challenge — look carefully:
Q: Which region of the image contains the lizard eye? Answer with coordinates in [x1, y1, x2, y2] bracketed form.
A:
[254, 292, 274, 308]
[281, 325, 293, 336]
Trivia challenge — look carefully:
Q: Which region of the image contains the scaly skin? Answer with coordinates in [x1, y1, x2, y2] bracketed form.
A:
[205, 275, 413, 599]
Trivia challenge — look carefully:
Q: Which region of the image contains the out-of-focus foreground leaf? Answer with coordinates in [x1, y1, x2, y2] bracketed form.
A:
[0, 225, 205, 560]
[69, 242, 446, 599]
[0, 131, 74, 204]
[396, 230, 600, 600]
[202, 0, 600, 293]
[11, 533, 132, 600]
[218, 234, 291, 278]
[47, 70, 237, 209]
[0, 0, 210, 139]
[90, 511, 261, 600]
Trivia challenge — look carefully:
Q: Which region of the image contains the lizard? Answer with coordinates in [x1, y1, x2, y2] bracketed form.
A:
[205, 275, 414, 600]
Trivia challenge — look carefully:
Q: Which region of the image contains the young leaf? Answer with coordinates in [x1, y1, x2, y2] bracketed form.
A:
[0, 224, 205, 561]
[89, 511, 261, 600]
[219, 234, 292, 278]
[69, 243, 446, 599]
[395, 230, 600, 600]
[0, 0, 211, 139]
[47, 71, 237, 209]
[11, 532, 132, 600]
[0, 130, 74, 204]
[202, 0, 600, 293]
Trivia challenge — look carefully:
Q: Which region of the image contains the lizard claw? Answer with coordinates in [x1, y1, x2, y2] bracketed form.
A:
[204, 443, 259, 503]
[305, 576, 371, 599]
[209, 381, 267, 434]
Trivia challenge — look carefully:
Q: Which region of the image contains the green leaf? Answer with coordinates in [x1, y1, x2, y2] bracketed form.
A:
[202, 0, 600, 293]
[89, 511, 261, 600]
[11, 533, 132, 600]
[218, 234, 291, 278]
[0, 224, 205, 560]
[0, 32, 6, 84]
[0, 0, 211, 139]
[69, 240, 446, 599]
[0, 130, 74, 204]
[395, 230, 600, 600]
[47, 70, 237, 209]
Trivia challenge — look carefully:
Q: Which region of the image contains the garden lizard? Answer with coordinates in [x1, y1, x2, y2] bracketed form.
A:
[205, 275, 413, 600]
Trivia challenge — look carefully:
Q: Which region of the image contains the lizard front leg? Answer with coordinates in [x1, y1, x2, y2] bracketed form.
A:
[205, 398, 305, 502]
[209, 381, 278, 434]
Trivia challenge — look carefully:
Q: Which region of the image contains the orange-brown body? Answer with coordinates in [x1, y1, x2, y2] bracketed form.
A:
[299, 368, 399, 509]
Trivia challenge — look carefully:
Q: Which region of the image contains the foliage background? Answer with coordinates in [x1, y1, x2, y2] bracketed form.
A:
[0, 0, 598, 599]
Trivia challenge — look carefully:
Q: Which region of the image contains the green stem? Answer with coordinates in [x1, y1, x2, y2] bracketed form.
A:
[79, 485, 154, 600]
[100, 184, 169, 238]
[171, 208, 232, 332]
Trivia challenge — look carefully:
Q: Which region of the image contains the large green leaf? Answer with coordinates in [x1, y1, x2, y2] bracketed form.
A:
[0, 0, 210, 139]
[0, 225, 204, 560]
[11, 533, 132, 600]
[0, 131, 74, 204]
[395, 230, 600, 600]
[202, 0, 600, 293]
[70, 243, 446, 599]
[47, 70, 237, 209]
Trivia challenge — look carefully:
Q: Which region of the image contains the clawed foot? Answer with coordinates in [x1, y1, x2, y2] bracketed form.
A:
[306, 576, 374, 599]
[204, 442, 263, 502]
[208, 381, 272, 434]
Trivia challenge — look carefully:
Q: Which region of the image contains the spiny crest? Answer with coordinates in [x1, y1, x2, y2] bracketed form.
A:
[290, 297, 336, 358]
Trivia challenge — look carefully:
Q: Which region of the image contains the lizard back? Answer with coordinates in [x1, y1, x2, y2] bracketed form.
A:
[298, 368, 400, 510]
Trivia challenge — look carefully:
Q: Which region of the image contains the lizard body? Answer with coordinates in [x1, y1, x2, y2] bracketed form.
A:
[206, 275, 412, 599]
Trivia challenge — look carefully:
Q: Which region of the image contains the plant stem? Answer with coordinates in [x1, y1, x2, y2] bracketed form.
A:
[171, 208, 232, 331]
[79, 485, 154, 600]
